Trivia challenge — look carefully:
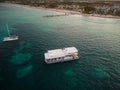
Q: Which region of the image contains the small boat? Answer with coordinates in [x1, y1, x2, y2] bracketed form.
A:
[44, 47, 79, 64]
[3, 24, 18, 42]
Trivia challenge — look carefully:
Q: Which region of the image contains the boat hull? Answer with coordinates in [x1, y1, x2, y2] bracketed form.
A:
[44, 47, 79, 64]
[3, 36, 18, 42]
[45, 57, 79, 64]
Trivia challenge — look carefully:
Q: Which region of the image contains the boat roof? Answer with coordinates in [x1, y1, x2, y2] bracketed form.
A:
[45, 49, 65, 59]
[44, 47, 78, 59]
[63, 47, 78, 53]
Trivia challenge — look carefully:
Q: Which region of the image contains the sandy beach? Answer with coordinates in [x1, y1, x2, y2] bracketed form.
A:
[1, 3, 120, 19]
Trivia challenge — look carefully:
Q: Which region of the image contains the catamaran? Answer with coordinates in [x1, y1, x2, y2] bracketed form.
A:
[44, 47, 79, 64]
[3, 24, 18, 42]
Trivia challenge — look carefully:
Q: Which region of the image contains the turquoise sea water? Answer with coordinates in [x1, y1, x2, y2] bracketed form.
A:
[0, 3, 120, 90]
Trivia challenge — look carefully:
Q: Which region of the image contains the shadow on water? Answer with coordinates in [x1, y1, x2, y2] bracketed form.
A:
[16, 65, 33, 78]
[91, 68, 110, 79]
[0, 41, 19, 90]
[0, 23, 34, 89]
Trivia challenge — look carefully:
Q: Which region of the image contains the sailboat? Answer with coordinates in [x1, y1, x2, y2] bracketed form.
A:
[3, 24, 18, 42]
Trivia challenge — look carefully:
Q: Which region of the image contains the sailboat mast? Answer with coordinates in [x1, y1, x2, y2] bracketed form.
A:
[6, 24, 11, 37]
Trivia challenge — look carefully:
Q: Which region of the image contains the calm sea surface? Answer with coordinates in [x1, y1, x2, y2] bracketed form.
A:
[0, 3, 120, 90]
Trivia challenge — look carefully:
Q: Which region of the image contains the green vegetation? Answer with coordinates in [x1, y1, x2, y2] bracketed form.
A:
[83, 6, 96, 14]
[1, 0, 120, 16]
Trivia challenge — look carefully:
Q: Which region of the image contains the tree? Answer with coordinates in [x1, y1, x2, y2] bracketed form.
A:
[83, 6, 96, 14]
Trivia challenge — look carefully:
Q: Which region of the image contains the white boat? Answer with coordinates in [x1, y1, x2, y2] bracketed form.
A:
[44, 47, 79, 64]
[3, 24, 18, 42]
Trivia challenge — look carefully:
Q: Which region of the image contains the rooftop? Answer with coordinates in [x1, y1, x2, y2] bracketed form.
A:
[63, 47, 78, 54]
[44, 47, 78, 59]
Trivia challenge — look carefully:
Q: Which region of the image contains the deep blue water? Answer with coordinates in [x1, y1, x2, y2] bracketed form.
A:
[0, 3, 120, 90]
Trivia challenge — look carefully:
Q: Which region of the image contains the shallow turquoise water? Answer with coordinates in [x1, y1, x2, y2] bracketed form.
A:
[0, 3, 120, 90]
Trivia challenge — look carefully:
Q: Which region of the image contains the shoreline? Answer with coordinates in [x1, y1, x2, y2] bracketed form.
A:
[1, 3, 120, 19]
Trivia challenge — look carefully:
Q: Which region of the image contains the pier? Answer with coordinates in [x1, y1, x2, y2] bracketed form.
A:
[43, 13, 69, 17]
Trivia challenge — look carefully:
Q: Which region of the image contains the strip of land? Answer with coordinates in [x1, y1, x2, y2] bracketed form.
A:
[1, 2, 120, 19]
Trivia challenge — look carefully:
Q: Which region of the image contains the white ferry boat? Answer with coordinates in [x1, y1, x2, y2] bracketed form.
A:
[44, 47, 79, 64]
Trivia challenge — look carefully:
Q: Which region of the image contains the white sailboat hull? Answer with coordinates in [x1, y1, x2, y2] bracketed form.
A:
[3, 36, 18, 42]
[3, 24, 19, 42]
